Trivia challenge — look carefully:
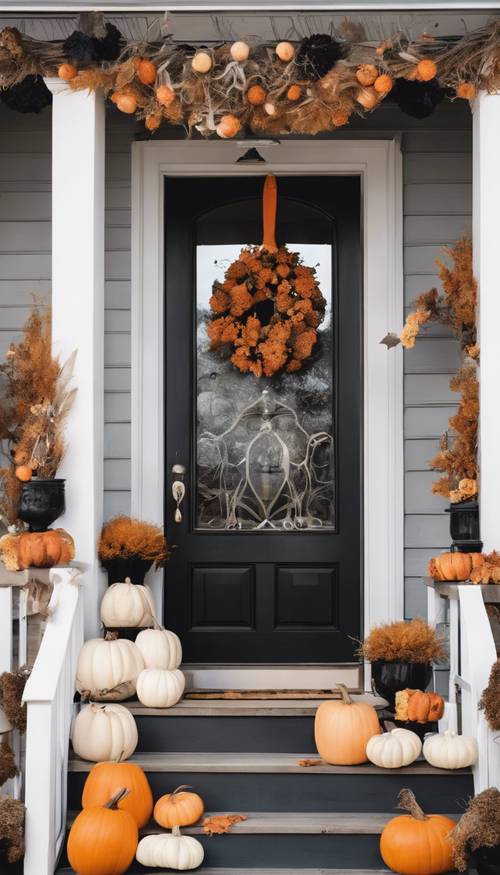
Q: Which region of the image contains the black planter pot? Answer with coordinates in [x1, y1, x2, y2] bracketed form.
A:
[476, 845, 500, 875]
[446, 500, 482, 553]
[371, 661, 433, 707]
[17, 478, 65, 532]
[102, 557, 153, 585]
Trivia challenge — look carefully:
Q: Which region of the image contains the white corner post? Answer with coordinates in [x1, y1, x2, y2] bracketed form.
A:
[45, 79, 105, 636]
[473, 92, 500, 551]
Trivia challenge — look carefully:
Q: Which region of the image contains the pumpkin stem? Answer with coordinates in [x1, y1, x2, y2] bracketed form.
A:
[171, 785, 193, 797]
[397, 788, 428, 821]
[337, 683, 353, 705]
[172, 825, 182, 837]
[105, 787, 130, 809]
[104, 630, 119, 641]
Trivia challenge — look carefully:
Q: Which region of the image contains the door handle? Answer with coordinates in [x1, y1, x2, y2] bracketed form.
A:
[171, 464, 186, 523]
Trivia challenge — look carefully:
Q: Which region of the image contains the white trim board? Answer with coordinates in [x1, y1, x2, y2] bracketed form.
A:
[131, 139, 404, 688]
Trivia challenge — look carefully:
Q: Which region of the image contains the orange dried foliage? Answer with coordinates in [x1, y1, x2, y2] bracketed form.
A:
[429, 364, 478, 501]
[359, 618, 446, 664]
[203, 814, 247, 835]
[98, 515, 169, 566]
[470, 551, 500, 585]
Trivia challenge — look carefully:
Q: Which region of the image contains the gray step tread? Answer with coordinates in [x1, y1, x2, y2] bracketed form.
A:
[59, 869, 392, 874]
[68, 750, 470, 776]
[123, 694, 385, 718]
[68, 810, 457, 834]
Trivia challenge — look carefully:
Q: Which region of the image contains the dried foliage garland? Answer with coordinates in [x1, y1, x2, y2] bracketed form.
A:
[0, 19, 499, 135]
[450, 788, 500, 871]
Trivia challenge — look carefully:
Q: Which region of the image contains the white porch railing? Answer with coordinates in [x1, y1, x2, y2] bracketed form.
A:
[427, 580, 499, 792]
[22, 568, 83, 875]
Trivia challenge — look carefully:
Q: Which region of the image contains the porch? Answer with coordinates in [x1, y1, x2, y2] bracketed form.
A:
[0, 6, 499, 875]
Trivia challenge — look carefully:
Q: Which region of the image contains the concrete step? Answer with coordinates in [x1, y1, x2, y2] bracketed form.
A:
[67, 752, 473, 815]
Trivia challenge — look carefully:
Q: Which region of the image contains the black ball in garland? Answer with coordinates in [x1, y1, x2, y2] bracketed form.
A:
[392, 78, 447, 119]
[296, 33, 346, 81]
[63, 22, 123, 64]
[1, 75, 52, 113]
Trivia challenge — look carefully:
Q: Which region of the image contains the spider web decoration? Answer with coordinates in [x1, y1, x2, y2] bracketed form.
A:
[197, 389, 334, 530]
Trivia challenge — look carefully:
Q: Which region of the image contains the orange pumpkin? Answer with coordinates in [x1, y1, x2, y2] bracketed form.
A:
[428, 551, 484, 581]
[374, 74, 393, 94]
[15, 465, 32, 482]
[67, 788, 138, 875]
[356, 64, 378, 86]
[314, 684, 381, 765]
[380, 789, 456, 875]
[332, 109, 350, 127]
[82, 762, 153, 828]
[247, 84, 267, 106]
[58, 63, 77, 81]
[407, 690, 445, 724]
[156, 84, 175, 107]
[154, 785, 205, 829]
[287, 84, 302, 101]
[416, 59, 438, 81]
[456, 82, 476, 100]
[115, 91, 137, 114]
[216, 114, 241, 138]
[0, 529, 75, 571]
[136, 59, 157, 85]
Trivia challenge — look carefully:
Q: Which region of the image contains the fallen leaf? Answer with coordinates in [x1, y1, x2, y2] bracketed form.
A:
[298, 758, 324, 767]
[380, 332, 401, 349]
[203, 814, 247, 836]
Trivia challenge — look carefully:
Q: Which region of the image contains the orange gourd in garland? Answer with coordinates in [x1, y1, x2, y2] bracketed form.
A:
[380, 789, 456, 875]
[67, 788, 138, 875]
[82, 762, 153, 828]
[314, 684, 381, 765]
[428, 550, 483, 581]
[154, 785, 205, 828]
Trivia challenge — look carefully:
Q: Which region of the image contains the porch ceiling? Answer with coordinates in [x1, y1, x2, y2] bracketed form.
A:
[0, 7, 495, 43]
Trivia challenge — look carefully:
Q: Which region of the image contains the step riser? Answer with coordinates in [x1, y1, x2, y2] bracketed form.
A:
[67, 771, 473, 815]
[135, 715, 317, 752]
[59, 834, 386, 871]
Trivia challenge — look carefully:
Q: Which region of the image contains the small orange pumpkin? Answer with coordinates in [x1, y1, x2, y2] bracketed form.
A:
[428, 551, 484, 582]
[332, 109, 350, 127]
[0, 528, 75, 571]
[456, 82, 476, 100]
[247, 84, 267, 106]
[154, 785, 205, 829]
[380, 789, 456, 875]
[156, 84, 175, 107]
[67, 788, 138, 875]
[374, 74, 393, 94]
[416, 59, 438, 81]
[407, 690, 445, 724]
[314, 684, 381, 765]
[115, 91, 137, 114]
[145, 114, 161, 132]
[216, 114, 241, 138]
[355, 87, 379, 110]
[136, 59, 157, 85]
[287, 84, 302, 101]
[58, 63, 77, 81]
[82, 762, 153, 828]
[356, 64, 378, 86]
[15, 464, 32, 482]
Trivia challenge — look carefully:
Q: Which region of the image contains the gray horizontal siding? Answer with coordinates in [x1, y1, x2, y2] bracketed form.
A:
[0, 100, 472, 622]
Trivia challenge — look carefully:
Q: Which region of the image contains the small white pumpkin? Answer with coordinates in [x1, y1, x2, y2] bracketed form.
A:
[423, 730, 478, 770]
[366, 728, 422, 769]
[100, 579, 157, 628]
[71, 702, 138, 762]
[136, 828, 204, 870]
[76, 637, 145, 701]
[135, 628, 182, 670]
[136, 668, 185, 709]
[192, 51, 212, 74]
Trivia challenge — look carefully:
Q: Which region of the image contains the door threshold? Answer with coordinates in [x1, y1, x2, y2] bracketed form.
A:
[183, 663, 363, 692]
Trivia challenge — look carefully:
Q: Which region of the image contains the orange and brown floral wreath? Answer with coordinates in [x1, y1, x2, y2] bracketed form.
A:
[208, 245, 326, 378]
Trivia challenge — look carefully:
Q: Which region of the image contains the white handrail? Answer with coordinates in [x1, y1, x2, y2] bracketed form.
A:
[22, 568, 83, 875]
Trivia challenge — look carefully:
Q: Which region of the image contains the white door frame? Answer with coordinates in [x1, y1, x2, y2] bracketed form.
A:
[131, 138, 404, 684]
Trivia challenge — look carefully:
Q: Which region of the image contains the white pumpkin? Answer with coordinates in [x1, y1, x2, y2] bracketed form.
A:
[136, 668, 185, 708]
[136, 829, 204, 870]
[100, 579, 157, 628]
[76, 637, 144, 701]
[135, 628, 182, 670]
[366, 728, 422, 769]
[71, 702, 138, 762]
[423, 730, 478, 769]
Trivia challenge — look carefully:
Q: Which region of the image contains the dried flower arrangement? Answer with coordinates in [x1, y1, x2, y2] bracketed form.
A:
[359, 618, 446, 664]
[98, 516, 169, 567]
[0, 18, 499, 135]
[209, 248, 326, 378]
[0, 672, 28, 734]
[385, 237, 479, 504]
[450, 788, 500, 871]
[0, 742, 17, 788]
[470, 552, 500, 585]
[0, 304, 76, 527]
[0, 795, 25, 863]
[479, 658, 500, 730]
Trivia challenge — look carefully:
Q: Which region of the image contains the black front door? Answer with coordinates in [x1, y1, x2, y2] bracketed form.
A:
[164, 175, 361, 664]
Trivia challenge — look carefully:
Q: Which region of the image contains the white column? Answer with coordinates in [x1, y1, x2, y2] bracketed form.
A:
[45, 79, 105, 636]
[473, 92, 500, 552]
